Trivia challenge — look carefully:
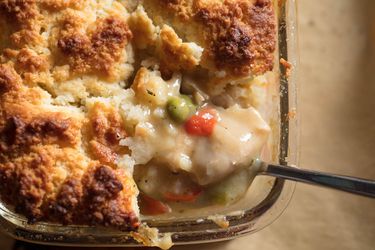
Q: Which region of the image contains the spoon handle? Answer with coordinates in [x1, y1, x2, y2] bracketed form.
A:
[260, 163, 375, 198]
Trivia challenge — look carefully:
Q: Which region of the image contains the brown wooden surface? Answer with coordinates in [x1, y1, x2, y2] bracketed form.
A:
[1, 0, 375, 249]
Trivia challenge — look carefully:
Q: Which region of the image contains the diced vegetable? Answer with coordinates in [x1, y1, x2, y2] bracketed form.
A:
[207, 168, 251, 205]
[139, 193, 171, 215]
[166, 95, 196, 123]
[163, 186, 202, 202]
[184, 108, 217, 136]
[180, 95, 196, 110]
[135, 164, 202, 203]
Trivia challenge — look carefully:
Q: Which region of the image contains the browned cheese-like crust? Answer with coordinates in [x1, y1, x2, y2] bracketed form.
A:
[0, 1, 139, 229]
[144, 0, 276, 76]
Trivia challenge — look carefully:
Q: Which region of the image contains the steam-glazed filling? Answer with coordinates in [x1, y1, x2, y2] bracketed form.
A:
[123, 65, 274, 213]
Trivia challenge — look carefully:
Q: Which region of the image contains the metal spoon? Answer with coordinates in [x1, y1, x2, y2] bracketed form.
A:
[252, 160, 375, 198]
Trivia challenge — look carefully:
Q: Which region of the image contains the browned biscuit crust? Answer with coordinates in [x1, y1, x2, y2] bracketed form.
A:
[88, 102, 128, 166]
[0, 1, 139, 229]
[0, 68, 138, 228]
[144, 0, 276, 76]
[57, 16, 132, 77]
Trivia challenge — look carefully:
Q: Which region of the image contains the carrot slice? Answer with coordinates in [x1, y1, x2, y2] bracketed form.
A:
[184, 108, 217, 136]
[164, 187, 202, 202]
[139, 194, 171, 215]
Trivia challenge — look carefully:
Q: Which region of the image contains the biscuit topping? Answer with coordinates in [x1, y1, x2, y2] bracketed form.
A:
[0, 0, 277, 238]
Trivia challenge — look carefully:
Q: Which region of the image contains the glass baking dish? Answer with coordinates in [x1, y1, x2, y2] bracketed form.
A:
[0, 0, 298, 246]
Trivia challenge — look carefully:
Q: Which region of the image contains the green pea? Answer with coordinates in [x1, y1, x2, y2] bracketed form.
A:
[183, 95, 198, 113]
[167, 95, 196, 123]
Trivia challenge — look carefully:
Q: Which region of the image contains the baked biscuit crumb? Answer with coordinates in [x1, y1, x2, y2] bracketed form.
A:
[88, 102, 128, 165]
[157, 25, 203, 78]
[0, 64, 21, 93]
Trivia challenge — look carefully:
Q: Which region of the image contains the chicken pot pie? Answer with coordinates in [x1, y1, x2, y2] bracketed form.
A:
[0, 0, 277, 239]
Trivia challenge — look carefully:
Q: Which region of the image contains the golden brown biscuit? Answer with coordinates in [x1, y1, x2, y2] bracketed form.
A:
[142, 0, 276, 76]
[0, 1, 139, 229]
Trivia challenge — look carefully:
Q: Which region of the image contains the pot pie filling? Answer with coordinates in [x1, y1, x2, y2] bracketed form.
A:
[0, 0, 277, 242]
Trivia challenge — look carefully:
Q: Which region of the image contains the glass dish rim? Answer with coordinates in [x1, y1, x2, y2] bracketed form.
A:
[0, 0, 299, 246]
